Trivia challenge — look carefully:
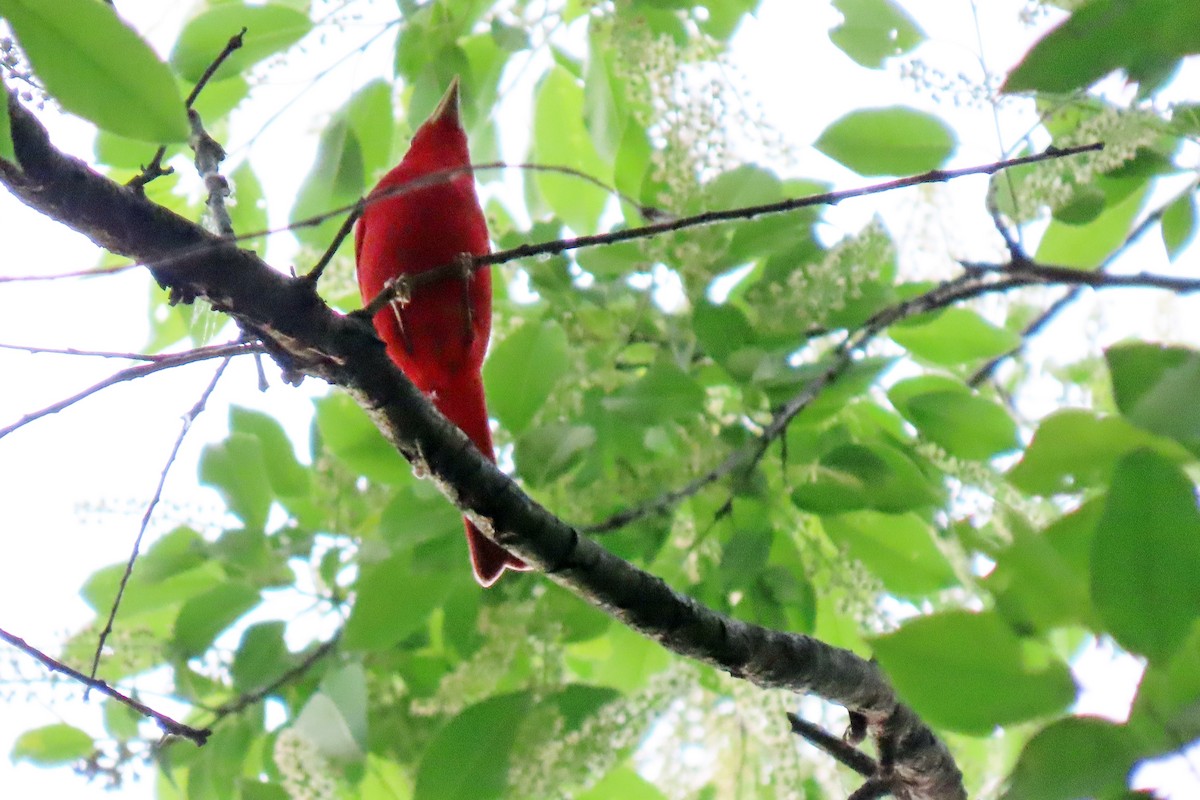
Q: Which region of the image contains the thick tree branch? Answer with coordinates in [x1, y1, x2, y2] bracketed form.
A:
[0, 95, 971, 798]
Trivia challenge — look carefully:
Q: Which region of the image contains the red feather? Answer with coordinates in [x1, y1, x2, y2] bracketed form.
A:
[355, 78, 527, 586]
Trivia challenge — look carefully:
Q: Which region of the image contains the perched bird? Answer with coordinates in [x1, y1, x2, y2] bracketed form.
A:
[355, 78, 526, 586]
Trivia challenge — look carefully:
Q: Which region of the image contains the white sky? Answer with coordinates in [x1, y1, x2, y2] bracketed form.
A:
[1, 0, 1198, 797]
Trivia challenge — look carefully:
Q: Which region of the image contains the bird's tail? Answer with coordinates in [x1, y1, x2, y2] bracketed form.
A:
[434, 370, 529, 586]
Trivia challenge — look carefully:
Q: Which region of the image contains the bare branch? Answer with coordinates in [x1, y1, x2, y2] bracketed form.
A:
[127, 28, 247, 193]
[968, 203, 1171, 387]
[592, 245, 1200, 531]
[0, 341, 261, 442]
[359, 145, 1104, 317]
[205, 632, 341, 723]
[0, 342, 164, 360]
[87, 357, 232, 687]
[787, 712, 878, 777]
[0, 626, 210, 745]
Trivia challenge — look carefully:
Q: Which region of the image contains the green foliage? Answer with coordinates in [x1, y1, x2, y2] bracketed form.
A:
[0, 0, 188, 142]
[170, 4, 313, 83]
[0, 92, 13, 161]
[1003, 0, 1200, 95]
[815, 107, 956, 175]
[871, 610, 1076, 735]
[828, 0, 924, 68]
[9, 1, 1200, 798]
[11, 724, 95, 766]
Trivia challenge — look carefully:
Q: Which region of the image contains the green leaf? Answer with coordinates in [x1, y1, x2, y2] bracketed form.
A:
[228, 160, 268, 256]
[822, 512, 958, 597]
[0, 92, 14, 162]
[1035, 178, 1149, 269]
[514, 422, 597, 486]
[792, 443, 942, 514]
[379, 483, 463, 554]
[136, 526, 209, 582]
[211, 527, 292, 588]
[889, 376, 1019, 460]
[871, 610, 1076, 735]
[762, 356, 896, 419]
[483, 319, 571, 435]
[11, 723, 94, 766]
[533, 67, 610, 232]
[103, 697, 142, 740]
[199, 432, 273, 530]
[889, 308, 1020, 365]
[278, 670, 364, 766]
[693, 301, 756, 371]
[815, 107, 955, 176]
[415, 693, 533, 800]
[294, 694, 363, 763]
[1106, 342, 1200, 456]
[829, 0, 924, 68]
[231, 621, 294, 692]
[346, 79, 395, 185]
[82, 559, 224, 620]
[602, 363, 705, 423]
[242, 782, 291, 800]
[173, 581, 260, 658]
[1092, 450, 1200, 662]
[1003, 717, 1137, 800]
[314, 393, 410, 485]
[0, 0, 188, 141]
[577, 766, 667, 800]
[1128, 624, 1200, 755]
[583, 23, 627, 161]
[1003, 0, 1200, 94]
[230, 406, 310, 498]
[290, 115, 364, 248]
[320, 662, 369, 751]
[171, 3, 313, 83]
[343, 555, 454, 651]
[1161, 190, 1197, 260]
[360, 754, 414, 800]
[986, 515, 1094, 634]
[1007, 409, 1189, 495]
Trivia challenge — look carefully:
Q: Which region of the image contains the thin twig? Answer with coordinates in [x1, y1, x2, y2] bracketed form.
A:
[359, 145, 1102, 317]
[0, 626, 211, 745]
[962, 258, 1200, 293]
[3, 146, 1101, 289]
[589, 271, 1052, 532]
[184, 28, 247, 108]
[87, 357, 232, 686]
[127, 28, 247, 193]
[968, 202, 1169, 386]
[304, 199, 362, 284]
[206, 632, 341, 723]
[0, 342, 162, 360]
[0, 341, 260, 441]
[786, 712, 878, 777]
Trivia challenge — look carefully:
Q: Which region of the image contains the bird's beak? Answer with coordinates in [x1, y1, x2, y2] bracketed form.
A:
[432, 76, 462, 125]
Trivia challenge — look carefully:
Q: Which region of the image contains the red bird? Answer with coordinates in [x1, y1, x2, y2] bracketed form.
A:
[355, 78, 526, 586]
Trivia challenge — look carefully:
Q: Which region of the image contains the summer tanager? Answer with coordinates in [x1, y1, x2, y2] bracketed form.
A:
[355, 78, 526, 586]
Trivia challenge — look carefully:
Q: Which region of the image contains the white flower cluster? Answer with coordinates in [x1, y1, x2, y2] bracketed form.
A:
[746, 217, 894, 332]
[508, 661, 698, 798]
[273, 728, 338, 800]
[1004, 105, 1161, 223]
[409, 601, 540, 717]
